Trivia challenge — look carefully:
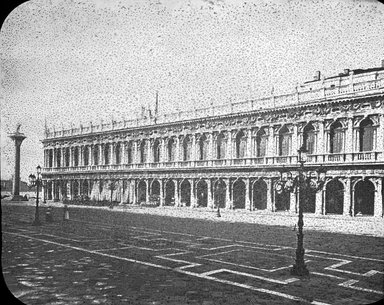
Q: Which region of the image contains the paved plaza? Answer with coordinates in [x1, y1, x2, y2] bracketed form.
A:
[2, 202, 384, 304]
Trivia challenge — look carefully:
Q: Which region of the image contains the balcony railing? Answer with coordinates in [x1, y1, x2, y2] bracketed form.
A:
[42, 151, 382, 173]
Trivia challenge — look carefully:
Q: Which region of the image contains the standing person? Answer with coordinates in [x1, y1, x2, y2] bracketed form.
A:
[63, 204, 69, 221]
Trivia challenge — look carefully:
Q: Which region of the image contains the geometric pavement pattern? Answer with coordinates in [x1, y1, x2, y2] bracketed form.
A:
[3, 217, 384, 305]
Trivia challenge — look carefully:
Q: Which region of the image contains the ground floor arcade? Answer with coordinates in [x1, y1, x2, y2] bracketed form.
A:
[43, 174, 383, 217]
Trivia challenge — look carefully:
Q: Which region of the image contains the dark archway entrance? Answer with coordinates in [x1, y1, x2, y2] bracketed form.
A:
[233, 180, 246, 209]
[253, 179, 267, 210]
[325, 179, 344, 214]
[354, 180, 374, 216]
[214, 180, 226, 208]
[196, 180, 208, 207]
[150, 180, 160, 206]
[180, 180, 191, 207]
[138, 180, 147, 204]
[275, 188, 290, 211]
[303, 189, 316, 213]
[165, 180, 175, 206]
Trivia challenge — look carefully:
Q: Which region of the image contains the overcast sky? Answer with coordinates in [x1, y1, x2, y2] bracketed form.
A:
[1, 0, 383, 182]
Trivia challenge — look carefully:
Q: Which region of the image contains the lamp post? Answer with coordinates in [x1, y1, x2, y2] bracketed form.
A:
[275, 146, 326, 276]
[28, 165, 43, 226]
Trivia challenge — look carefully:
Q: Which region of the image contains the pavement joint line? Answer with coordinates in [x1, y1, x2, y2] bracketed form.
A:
[311, 272, 345, 280]
[94, 246, 135, 252]
[338, 279, 384, 295]
[8, 229, 325, 302]
[200, 268, 299, 284]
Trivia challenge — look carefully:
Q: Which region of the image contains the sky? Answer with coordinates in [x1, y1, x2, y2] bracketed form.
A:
[1, 0, 384, 182]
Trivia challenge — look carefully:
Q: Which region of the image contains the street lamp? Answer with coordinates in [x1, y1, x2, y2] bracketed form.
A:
[275, 146, 326, 276]
[28, 165, 43, 226]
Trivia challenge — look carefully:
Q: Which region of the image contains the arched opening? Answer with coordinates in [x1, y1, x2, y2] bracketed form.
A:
[83, 146, 89, 166]
[49, 150, 53, 167]
[65, 147, 70, 166]
[253, 179, 267, 210]
[235, 130, 246, 158]
[138, 180, 147, 204]
[180, 180, 191, 207]
[74, 147, 79, 166]
[153, 139, 161, 163]
[93, 145, 99, 165]
[255, 128, 267, 157]
[150, 180, 160, 206]
[199, 134, 208, 160]
[127, 142, 133, 164]
[115, 143, 121, 164]
[183, 135, 192, 161]
[216, 133, 226, 159]
[279, 125, 291, 156]
[214, 180, 226, 208]
[325, 179, 344, 214]
[165, 180, 175, 206]
[233, 179, 246, 209]
[168, 138, 176, 161]
[61, 181, 67, 199]
[354, 180, 374, 216]
[56, 149, 61, 168]
[275, 187, 290, 211]
[140, 141, 147, 163]
[329, 121, 344, 153]
[303, 123, 316, 154]
[359, 118, 374, 152]
[73, 180, 79, 198]
[104, 144, 109, 165]
[82, 180, 89, 197]
[196, 180, 208, 207]
[303, 189, 316, 213]
[47, 181, 53, 200]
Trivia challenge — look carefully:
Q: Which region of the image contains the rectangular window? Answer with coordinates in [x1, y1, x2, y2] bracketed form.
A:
[332, 130, 344, 153]
[280, 135, 291, 156]
[361, 127, 374, 152]
[306, 132, 316, 154]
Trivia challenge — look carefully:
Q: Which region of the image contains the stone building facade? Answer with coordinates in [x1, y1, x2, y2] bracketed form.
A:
[42, 65, 384, 217]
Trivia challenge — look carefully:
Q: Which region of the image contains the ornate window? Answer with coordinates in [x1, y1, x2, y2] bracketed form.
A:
[199, 134, 208, 160]
[127, 142, 133, 164]
[74, 147, 79, 166]
[303, 123, 316, 154]
[183, 136, 192, 161]
[279, 125, 291, 156]
[235, 130, 247, 158]
[115, 143, 121, 164]
[255, 128, 268, 157]
[104, 144, 110, 165]
[359, 118, 374, 152]
[83, 146, 89, 166]
[153, 139, 161, 163]
[93, 145, 99, 165]
[65, 147, 70, 166]
[216, 133, 226, 159]
[329, 121, 344, 153]
[56, 149, 61, 168]
[140, 140, 147, 163]
[168, 138, 176, 161]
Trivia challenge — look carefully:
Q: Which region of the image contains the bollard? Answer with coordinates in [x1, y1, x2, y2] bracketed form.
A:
[63, 204, 69, 221]
[45, 206, 53, 223]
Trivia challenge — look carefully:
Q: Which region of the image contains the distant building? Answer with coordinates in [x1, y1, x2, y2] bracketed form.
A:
[1, 179, 33, 193]
[42, 63, 384, 217]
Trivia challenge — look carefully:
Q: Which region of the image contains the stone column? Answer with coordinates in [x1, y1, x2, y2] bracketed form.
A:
[343, 178, 351, 216]
[174, 179, 180, 206]
[317, 121, 325, 155]
[315, 189, 323, 215]
[192, 134, 197, 161]
[207, 179, 213, 209]
[161, 139, 166, 163]
[159, 179, 164, 206]
[373, 178, 383, 217]
[266, 178, 273, 211]
[145, 179, 149, 203]
[267, 126, 275, 157]
[246, 129, 252, 158]
[345, 117, 353, 162]
[291, 124, 298, 155]
[245, 178, 251, 210]
[225, 178, 231, 209]
[208, 133, 214, 160]
[9, 128, 26, 201]
[190, 179, 196, 207]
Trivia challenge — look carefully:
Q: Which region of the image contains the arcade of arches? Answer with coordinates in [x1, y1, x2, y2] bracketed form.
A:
[43, 175, 383, 217]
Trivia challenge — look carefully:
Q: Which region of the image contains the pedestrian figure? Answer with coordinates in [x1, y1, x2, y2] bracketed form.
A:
[63, 204, 69, 221]
[46, 206, 53, 223]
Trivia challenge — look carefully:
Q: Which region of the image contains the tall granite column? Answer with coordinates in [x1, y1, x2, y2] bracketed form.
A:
[9, 125, 27, 201]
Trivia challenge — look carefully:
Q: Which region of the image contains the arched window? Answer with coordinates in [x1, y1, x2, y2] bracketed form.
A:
[183, 136, 192, 161]
[153, 139, 160, 163]
[216, 133, 226, 159]
[279, 126, 291, 156]
[199, 134, 208, 160]
[83, 146, 89, 166]
[255, 128, 268, 157]
[127, 142, 132, 164]
[74, 147, 79, 166]
[93, 145, 99, 165]
[303, 123, 316, 154]
[140, 141, 147, 163]
[115, 143, 121, 164]
[235, 130, 246, 158]
[49, 149, 53, 167]
[329, 121, 344, 153]
[104, 144, 109, 165]
[167, 138, 176, 161]
[359, 118, 374, 152]
[56, 149, 61, 168]
[65, 147, 70, 166]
